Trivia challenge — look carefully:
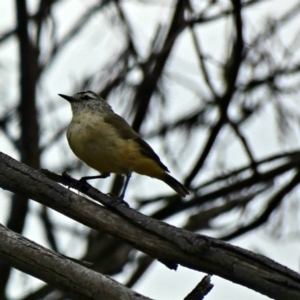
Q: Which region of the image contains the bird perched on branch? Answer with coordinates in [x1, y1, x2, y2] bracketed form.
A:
[59, 91, 189, 199]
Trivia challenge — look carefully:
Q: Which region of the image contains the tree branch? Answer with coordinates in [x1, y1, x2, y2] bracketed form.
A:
[0, 223, 152, 300]
[184, 275, 213, 300]
[0, 152, 300, 299]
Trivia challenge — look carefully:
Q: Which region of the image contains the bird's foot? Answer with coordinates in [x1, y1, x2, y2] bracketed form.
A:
[68, 177, 87, 191]
[106, 193, 129, 207]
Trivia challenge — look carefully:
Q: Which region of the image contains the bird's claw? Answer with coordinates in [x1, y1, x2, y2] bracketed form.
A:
[106, 193, 129, 207]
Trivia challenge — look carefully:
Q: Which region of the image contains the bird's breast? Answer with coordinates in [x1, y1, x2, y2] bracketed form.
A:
[67, 116, 139, 174]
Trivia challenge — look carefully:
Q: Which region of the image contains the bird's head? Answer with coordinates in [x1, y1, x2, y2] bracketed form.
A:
[59, 91, 112, 114]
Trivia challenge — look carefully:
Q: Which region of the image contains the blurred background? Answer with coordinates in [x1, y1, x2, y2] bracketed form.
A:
[0, 0, 300, 299]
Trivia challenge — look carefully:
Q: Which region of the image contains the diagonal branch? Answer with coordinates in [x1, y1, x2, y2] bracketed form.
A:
[151, 152, 300, 220]
[221, 169, 300, 240]
[184, 275, 213, 300]
[0, 224, 152, 300]
[188, 24, 218, 98]
[1, 152, 300, 299]
[228, 118, 259, 175]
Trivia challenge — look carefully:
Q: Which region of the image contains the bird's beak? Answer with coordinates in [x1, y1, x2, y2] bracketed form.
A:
[58, 94, 75, 102]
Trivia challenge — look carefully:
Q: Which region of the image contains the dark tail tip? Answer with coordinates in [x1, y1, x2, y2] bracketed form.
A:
[163, 174, 189, 197]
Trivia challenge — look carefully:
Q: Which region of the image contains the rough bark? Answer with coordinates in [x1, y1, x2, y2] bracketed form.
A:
[0, 152, 300, 300]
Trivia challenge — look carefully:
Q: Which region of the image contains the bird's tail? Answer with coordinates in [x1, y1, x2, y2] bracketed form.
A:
[162, 173, 189, 197]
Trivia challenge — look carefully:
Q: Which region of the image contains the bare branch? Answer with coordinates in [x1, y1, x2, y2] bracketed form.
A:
[0, 223, 152, 300]
[184, 275, 213, 300]
[221, 169, 300, 240]
[0, 152, 300, 299]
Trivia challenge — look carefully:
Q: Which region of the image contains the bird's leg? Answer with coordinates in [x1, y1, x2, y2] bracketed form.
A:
[119, 173, 132, 200]
[79, 173, 110, 183]
[70, 173, 110, 190]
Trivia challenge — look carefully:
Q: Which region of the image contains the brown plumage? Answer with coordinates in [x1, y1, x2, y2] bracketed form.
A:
[59, 91, 189, 198]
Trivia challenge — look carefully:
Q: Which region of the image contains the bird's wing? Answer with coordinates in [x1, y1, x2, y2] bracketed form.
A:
[104, 113, 169, 172]
[104, 113, 139, 140]
[135, 136, 169, 172]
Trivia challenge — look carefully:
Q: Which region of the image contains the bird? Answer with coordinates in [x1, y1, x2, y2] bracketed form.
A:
[59, 91, 189, 199]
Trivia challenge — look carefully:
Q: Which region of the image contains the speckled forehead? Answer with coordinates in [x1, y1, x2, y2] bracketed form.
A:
[73, 91, 98, 100]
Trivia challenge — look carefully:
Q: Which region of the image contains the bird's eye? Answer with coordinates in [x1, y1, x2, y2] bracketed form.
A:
[83, 95, 91, 100]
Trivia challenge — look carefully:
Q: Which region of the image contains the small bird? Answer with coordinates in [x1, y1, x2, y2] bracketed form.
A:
[59, 91, 189, 199]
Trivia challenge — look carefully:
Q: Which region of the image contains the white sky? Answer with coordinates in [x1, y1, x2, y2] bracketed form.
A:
[0, 0, 300, 299]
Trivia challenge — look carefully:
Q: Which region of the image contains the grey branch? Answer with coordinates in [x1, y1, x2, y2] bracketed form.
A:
[184, 275, 213, 300]
[0, 151, 300, 299]
[0, 223, 151, 300]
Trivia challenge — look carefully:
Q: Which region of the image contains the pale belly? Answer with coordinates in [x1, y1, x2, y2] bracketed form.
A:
[67, 121, 138, 175]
